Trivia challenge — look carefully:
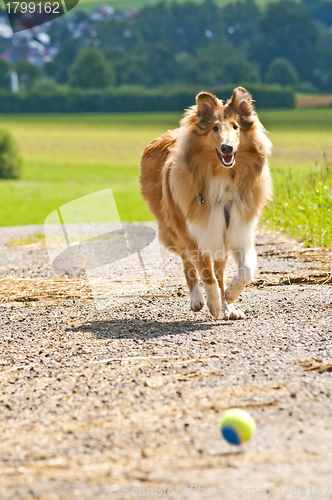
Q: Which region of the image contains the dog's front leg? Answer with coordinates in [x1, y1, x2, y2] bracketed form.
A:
[182, 257, 205, 312]
[195, 252, 221, 318]
[214, 259, 244, 320]
[224, 246, 256, 318]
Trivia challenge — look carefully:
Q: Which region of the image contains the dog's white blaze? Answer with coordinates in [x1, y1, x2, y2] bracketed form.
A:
[187, 211, 257, 259]
[227, 211, 258, 253]
[187, 177, 258, 260]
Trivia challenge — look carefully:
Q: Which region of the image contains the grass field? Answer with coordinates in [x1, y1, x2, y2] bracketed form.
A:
[0, 108, 331, 247]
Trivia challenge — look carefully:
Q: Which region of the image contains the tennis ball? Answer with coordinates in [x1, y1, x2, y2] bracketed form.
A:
[220, 408, 256, 445]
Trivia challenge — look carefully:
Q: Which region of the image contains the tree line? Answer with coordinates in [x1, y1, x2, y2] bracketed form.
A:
[1, 0, 332, 93]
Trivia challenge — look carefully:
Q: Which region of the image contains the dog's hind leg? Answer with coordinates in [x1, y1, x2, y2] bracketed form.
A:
[182, 258, 204, 312]
[194, 252, 221, 318]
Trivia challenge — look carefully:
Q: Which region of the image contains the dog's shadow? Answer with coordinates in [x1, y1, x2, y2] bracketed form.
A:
[67, 317, 230, 340]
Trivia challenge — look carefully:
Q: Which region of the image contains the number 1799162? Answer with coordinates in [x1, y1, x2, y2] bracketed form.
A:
[5, 2, 60, 14]
[277, 485, 330, 497]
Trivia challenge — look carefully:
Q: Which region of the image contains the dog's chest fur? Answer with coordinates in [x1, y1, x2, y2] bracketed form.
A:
[187, 176, 257, 258]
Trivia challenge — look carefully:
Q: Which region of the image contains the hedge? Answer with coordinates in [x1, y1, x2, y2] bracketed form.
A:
[0, 84, 295, 114]
[0, 128, 21, 179]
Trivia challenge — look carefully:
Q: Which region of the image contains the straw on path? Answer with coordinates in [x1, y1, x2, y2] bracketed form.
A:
[0, 224, 332, 499]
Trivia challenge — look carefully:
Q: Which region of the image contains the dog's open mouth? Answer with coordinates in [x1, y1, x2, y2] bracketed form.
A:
[216, 149, 236, 168]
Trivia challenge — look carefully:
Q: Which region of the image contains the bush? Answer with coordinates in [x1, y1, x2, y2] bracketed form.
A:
[210, 83, 295, 109]
[0, 129, 22, 179]
[296, 81, 318, 94]
[265, 58, 299, 87]
[0, 84, 295, 114]
[30, 78, 60, 95]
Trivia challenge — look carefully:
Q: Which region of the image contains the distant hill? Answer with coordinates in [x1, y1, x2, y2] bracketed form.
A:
[76, 0, 291, 14]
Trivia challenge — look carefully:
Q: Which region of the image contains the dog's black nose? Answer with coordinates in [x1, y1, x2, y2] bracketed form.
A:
[221, 143, 233, 154]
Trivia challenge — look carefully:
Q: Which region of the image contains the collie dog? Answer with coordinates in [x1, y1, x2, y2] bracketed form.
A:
[140, 87, 272, 319]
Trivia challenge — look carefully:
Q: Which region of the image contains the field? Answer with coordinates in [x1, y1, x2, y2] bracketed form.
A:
[0, 108, 331, 247]
[296, 94, 332, 108]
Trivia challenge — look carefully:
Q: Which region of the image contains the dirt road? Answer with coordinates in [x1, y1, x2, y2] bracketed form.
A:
[0, 224, 331, 499]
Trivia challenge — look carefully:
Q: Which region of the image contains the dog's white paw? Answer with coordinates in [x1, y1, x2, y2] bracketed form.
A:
[190, 283, 204, 312]
[207, 300, 221, 318]
[223, 302, 245, 320]
[225, 285, 241, 305]
[204, 283, 221, 318]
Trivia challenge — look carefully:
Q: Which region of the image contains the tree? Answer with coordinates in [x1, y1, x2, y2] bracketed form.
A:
[265, 58, 298, 87]
[0, 60, 11, 91]
[16, 61, 42, 90]
[222, 0, 261, 52]
[136, 0, 225, 53]
[94, 16, 143, 53]
[69, 45, 115, 89]
[315, 31, 332, 91]
[104, 46, 149, 87]
[45, 38, 79, 84]
[142, 42, 178, 87]
[253, 0, 318, 82]
[179, 42, 259, 86]
[304, 0, 332, 27]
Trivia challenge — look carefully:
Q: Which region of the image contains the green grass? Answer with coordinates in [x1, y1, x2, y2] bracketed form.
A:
[263, 159, 332, 248]
[0, 113, 180, 225]
[0, 108, 331, 247]
[6, 233, 46, 247]
[259, 108, 332, 247]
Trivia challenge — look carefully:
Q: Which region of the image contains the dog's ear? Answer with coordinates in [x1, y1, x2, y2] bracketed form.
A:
[228, 87, 255, 131]
[195, 92, 217, 129]
[229, 87, 253, 115]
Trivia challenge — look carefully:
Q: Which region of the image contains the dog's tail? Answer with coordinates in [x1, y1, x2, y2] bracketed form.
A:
[139, 129, 178, 219]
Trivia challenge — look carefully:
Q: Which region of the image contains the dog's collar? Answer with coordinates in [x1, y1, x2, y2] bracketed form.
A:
[195, 194, 205, 205]
[196, 194, 231, 228]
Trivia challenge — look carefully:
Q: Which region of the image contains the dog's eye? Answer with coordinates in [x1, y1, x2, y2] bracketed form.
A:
[233, 124, 238, 130]
[213, 126, 219, 132]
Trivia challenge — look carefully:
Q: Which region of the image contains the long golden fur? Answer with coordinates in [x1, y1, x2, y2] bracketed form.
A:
[140, 87, 272, 319]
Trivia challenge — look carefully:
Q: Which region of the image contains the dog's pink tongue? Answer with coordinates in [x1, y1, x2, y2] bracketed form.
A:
[223, 155, 233, 163]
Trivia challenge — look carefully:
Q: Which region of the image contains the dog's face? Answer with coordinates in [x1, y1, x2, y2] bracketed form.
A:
[195, 88, 254, 169]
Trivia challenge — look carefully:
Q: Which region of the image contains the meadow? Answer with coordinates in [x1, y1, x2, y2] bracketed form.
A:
[0, 108, 331, 247]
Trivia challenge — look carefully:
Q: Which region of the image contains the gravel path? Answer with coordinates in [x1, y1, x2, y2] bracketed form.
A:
[0, 224, 331, 500]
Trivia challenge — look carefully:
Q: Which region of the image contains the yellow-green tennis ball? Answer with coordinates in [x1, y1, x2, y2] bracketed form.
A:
[220, 408, 256, 445]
